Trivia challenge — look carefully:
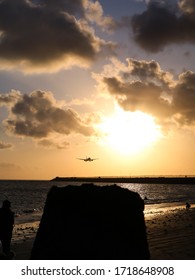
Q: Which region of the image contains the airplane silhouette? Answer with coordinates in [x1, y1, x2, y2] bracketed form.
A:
[77, 157, 98, 162]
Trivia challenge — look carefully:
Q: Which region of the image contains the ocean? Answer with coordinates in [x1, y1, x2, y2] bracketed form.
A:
[0, 180, 195, 225]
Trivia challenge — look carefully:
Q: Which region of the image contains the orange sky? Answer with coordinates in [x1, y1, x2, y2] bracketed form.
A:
[0, 0, 195, 179]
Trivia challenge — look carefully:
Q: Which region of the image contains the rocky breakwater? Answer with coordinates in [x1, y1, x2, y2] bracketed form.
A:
[31, 184, 150, 259]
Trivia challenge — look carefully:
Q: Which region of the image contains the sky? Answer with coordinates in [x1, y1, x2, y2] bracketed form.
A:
[0, 0, 195, 179]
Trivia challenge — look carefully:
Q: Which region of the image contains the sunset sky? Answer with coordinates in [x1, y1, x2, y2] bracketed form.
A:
[0, 0, 195, 179]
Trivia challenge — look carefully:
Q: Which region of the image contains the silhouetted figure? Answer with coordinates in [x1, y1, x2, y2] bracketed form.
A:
[0, 200, 14, 256]
[31, 184, 150, 260]
[186, 202, 191, 210]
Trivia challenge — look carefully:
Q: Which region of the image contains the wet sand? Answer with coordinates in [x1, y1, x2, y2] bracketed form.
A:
[145, 204, 195, 259]
[2, 204, 195, 260]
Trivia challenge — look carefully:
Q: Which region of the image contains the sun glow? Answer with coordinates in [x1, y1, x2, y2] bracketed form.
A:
[98, 108, 162, 155]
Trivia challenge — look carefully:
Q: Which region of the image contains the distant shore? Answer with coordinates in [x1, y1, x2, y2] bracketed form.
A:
[51, 176, 195, 185]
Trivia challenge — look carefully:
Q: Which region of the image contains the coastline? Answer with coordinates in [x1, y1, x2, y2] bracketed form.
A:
[7, 202, 195, 260]
[145, 204, 195, 260]
[51, 176, 195, 185]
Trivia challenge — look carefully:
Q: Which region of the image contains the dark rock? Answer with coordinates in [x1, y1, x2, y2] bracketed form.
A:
[31, 184, 150, 260]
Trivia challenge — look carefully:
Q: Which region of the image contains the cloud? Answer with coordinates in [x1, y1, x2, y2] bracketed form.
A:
[179, 0, 195, 14]
[0, 140, 13, 149]
[0, 90, 96, 141]
[172, 70, 195, 125]
[0, 0, 115, 72]
[83, 0, 117, 31]
[37, 138, 70, 149]
[41, 0, 85, 15]
[0, 90, 21, 106]
[131, 0, 195, 52]
[94, 58, 195, 128]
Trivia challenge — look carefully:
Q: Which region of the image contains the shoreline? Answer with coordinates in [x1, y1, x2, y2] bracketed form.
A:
[51, 176, 195, 185]
[4, 202, 194, 260]
[145, 207, 195, 260]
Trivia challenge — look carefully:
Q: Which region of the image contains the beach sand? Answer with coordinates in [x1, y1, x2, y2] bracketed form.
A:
[2, 204, 195, 260]
[145, 204, 195, 259]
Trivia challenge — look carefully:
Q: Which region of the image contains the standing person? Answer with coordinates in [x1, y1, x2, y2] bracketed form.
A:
[186, 202, 191, 210]
[0, 200, 14, 257]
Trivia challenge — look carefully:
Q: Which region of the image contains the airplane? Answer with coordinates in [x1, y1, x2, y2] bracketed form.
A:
[77, 157, 98, 162]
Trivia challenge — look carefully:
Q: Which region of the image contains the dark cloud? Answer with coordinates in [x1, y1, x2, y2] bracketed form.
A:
[95, 58, 195, 128]
[103, 77, 172, 120]
[41, 0, 85, 15]
[0, 140, 13, 149]
[173, 71, 195, 125]
[131, 0, 195, 52]
[0, 90, 95, 139]
[0, 90, 21, 105]
[0, 0, 114, 72]
[126, 59, 172, 89]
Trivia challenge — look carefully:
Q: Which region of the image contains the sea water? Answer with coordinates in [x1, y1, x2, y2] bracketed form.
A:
[0, 180, 195, 225]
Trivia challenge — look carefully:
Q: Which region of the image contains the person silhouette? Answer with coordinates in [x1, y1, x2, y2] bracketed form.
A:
[0, 200, 14, 256]
[186, 202, 191, 210]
